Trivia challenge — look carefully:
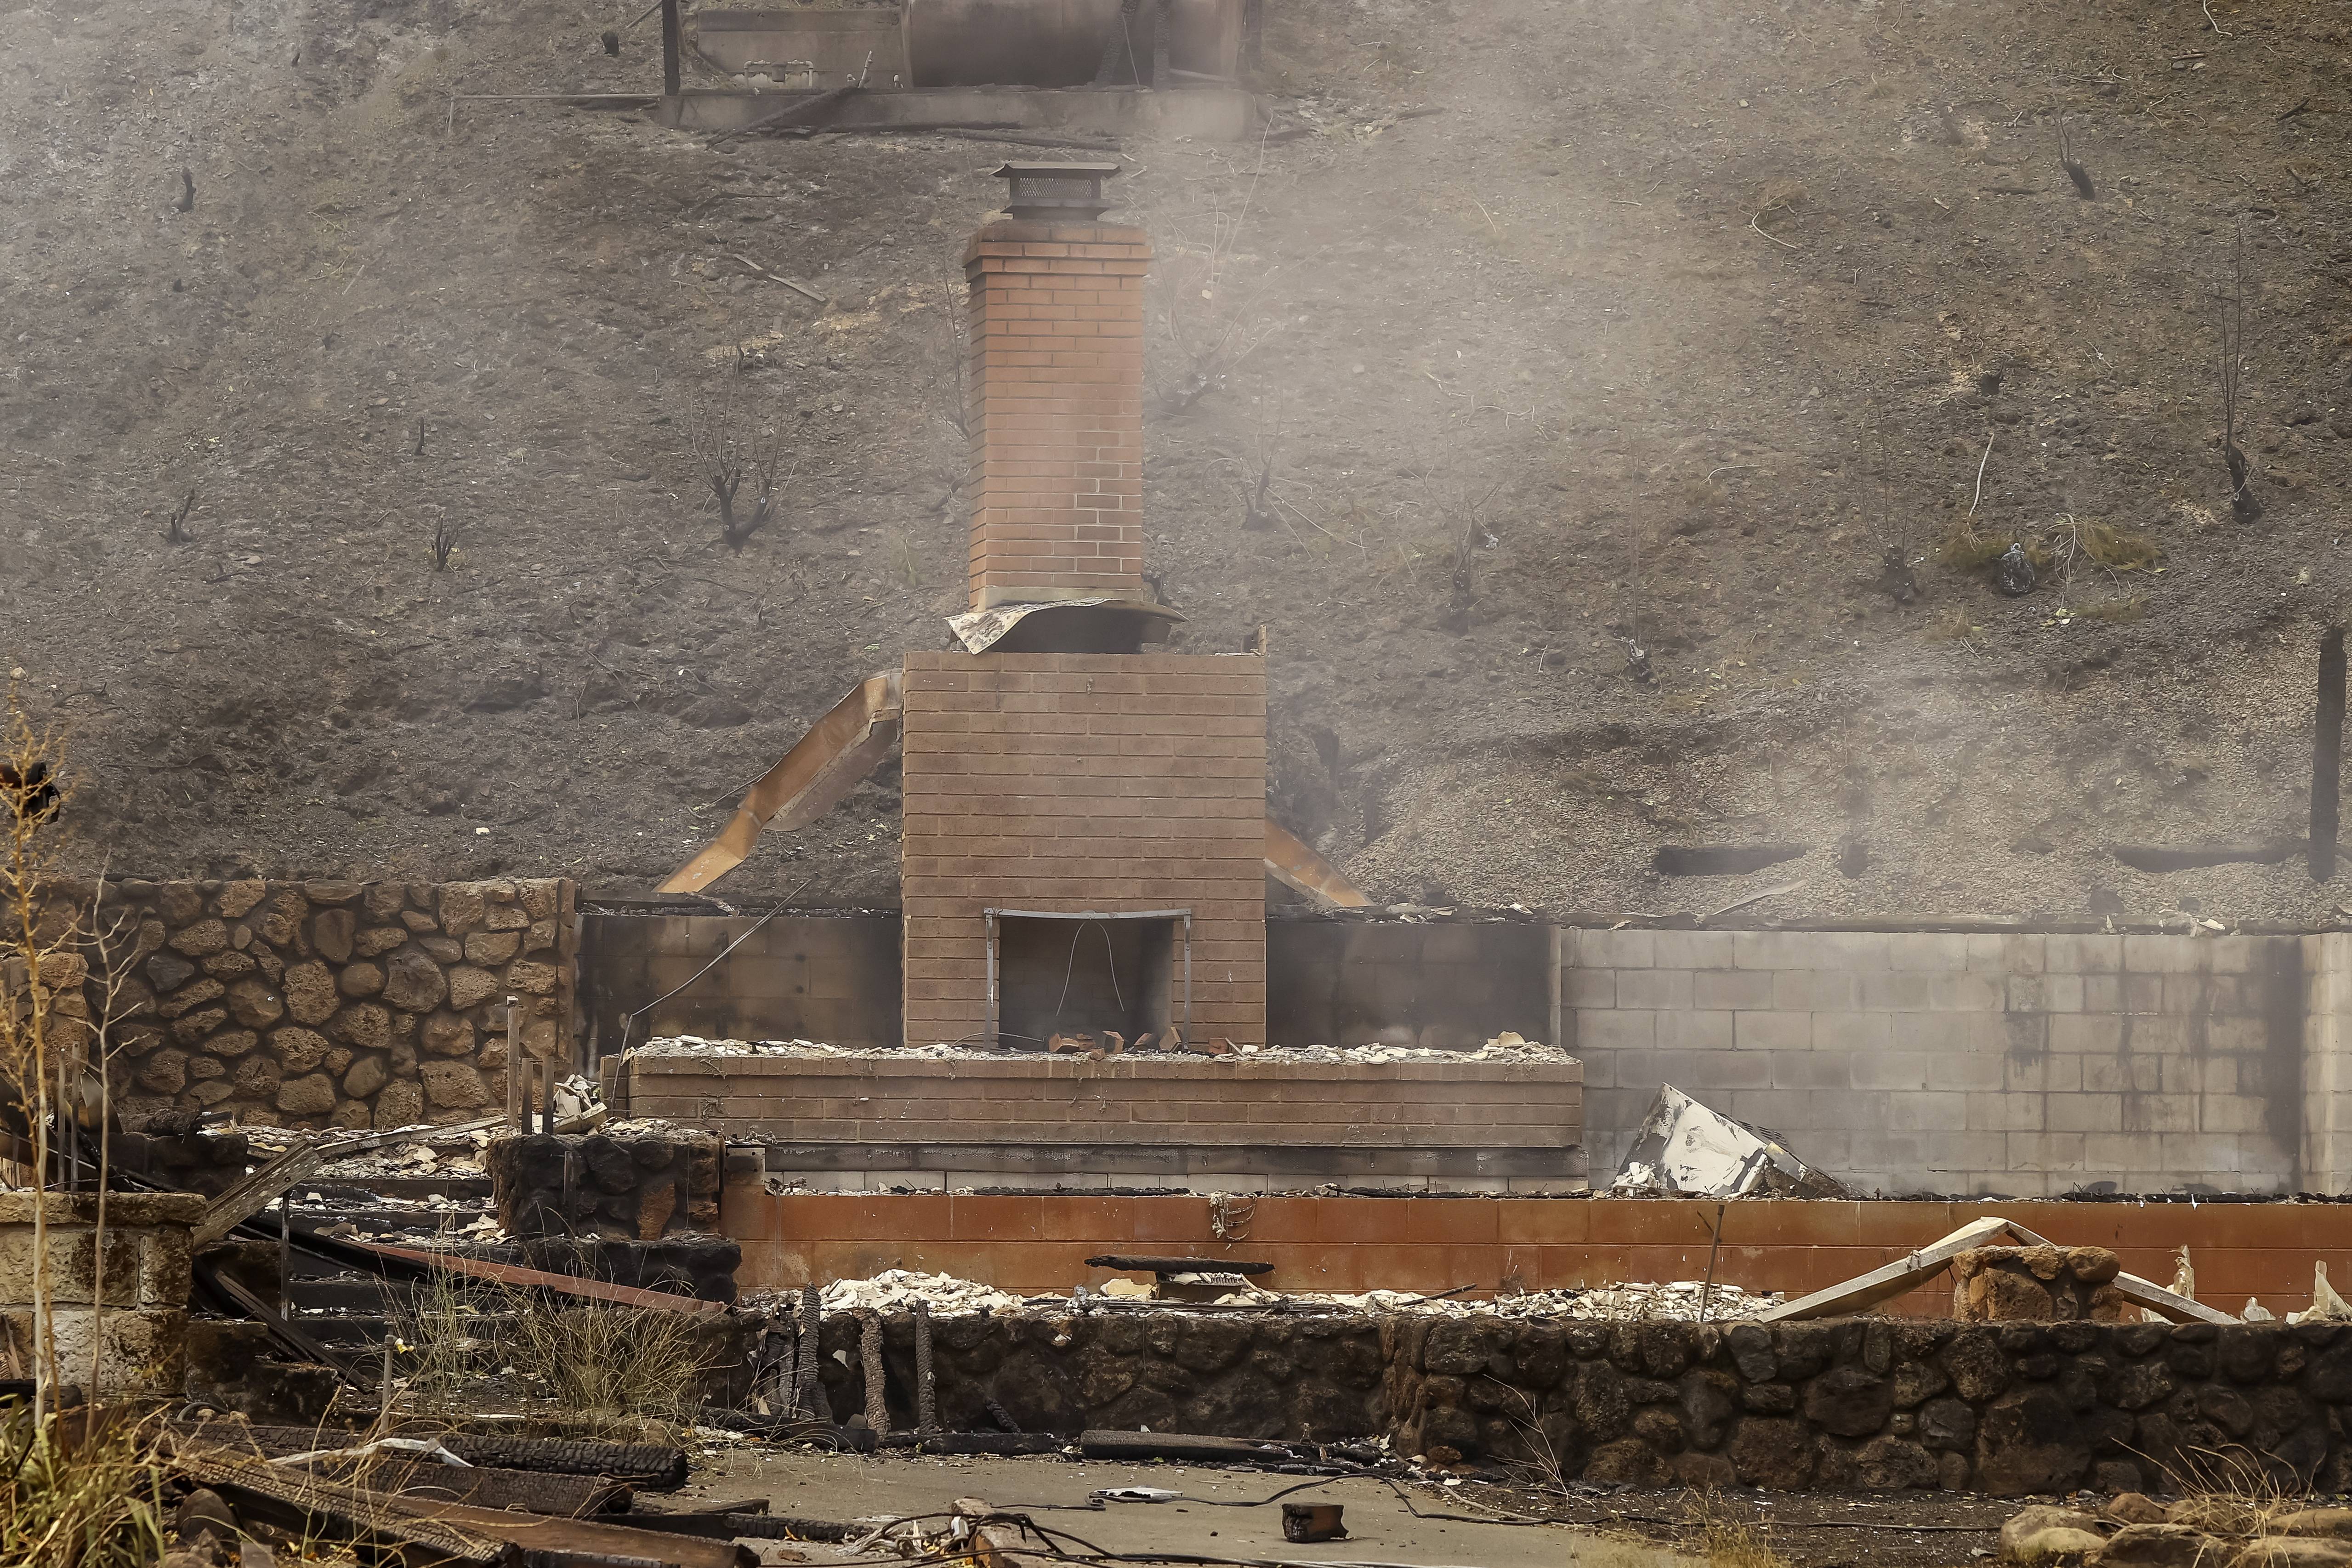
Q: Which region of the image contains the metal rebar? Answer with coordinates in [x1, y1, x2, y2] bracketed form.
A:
[913, 1298, 937, 1433]
[857, 1308, 889, 1435]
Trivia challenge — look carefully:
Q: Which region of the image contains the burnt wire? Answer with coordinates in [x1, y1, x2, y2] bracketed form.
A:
[1051, 918, 1123, 1029]
[612, 873, 815, 1054]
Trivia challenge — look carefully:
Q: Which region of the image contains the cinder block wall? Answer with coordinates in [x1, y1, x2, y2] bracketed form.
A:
[0, 1192, 201, 1395]
[1563, 927, 2309, 1196]
[899, 650, 1267, 1048]
[579, 913, 900, 1052]
[962, 220, 1150, 608]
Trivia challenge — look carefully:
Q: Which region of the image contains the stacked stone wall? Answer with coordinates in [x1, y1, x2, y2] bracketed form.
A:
[815, 1311, 2352, 1495]
[39, 878, 575, 1129]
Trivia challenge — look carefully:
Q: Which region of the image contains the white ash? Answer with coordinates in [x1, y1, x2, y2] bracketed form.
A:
[637, 1032, 1574, 1065]
[741, 1269, 1779, 1322]
[1331, 1280, 1784, 1320]
[741, 1269, 1034, 1318]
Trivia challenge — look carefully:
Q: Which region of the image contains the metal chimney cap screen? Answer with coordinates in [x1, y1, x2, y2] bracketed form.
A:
[994, 160, 1122, 222]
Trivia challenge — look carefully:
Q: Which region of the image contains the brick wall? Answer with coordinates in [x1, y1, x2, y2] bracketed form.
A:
[962, 219, 1150, 609]
[634, 1053, 1581, 1179]
[899, 650, 1267, 1047]
[1563, 927, 2309, 1195]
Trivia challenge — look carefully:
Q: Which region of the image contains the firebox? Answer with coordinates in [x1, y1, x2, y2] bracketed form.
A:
[987, 909, 1190, 1049]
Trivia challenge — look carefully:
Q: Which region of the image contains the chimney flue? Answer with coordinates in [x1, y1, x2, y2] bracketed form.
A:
[961, 166, 1152, 612]
[993, 160, 1120, 222]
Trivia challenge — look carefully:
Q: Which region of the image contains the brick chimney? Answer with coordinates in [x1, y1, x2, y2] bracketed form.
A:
[961, 163, 1152, 611]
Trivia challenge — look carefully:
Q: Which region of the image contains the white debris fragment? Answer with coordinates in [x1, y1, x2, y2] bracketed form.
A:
[743, 1269, 1029, 1318]
[745, 1269, 1779, 1323]
[1332, 1279, 1783, 1321]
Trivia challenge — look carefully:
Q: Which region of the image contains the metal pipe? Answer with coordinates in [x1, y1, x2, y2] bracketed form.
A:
[660, 0, 682, 97]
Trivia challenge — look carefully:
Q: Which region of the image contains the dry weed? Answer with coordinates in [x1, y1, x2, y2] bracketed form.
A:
[2147, 1443, 2303, 1536]
[0, 1408, 169, 1568]
[497, 1293, 717, 1433]
[1926, 604, 1981, 642]
[2051, 514, 2160, 571]
[2074, 595, 2146, 623]
[1692, 1492, 1792, 1568]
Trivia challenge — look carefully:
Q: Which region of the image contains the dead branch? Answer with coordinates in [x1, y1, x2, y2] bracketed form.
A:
[2218, 221, 2261, 519]
[164, 489, 197, 545]
[678, 382, 790, 553]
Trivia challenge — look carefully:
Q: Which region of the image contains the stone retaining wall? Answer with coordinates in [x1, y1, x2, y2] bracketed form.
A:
[1396, 1316, 2352, 1494]
[40, 878, 576, 1129]
[815, 1311, 2352, 1495]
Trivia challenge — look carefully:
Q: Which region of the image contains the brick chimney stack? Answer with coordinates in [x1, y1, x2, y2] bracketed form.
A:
[961, 163, 1152, 611]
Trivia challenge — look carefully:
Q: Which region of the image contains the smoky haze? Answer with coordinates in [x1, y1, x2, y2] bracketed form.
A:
[0, 0, 2344, 922]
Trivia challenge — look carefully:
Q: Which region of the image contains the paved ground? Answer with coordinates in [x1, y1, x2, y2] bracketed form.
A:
[681, 1448, 1686, 1568]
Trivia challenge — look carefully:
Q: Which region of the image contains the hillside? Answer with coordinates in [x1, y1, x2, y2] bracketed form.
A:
[6, 0, 2352, 922]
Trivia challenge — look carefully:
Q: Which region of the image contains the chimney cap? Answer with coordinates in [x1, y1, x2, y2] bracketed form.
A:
[993, 160, 1122, 222]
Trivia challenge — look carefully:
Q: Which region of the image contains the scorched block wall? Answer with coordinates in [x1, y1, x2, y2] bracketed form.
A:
[899, 650, 1267, 1048]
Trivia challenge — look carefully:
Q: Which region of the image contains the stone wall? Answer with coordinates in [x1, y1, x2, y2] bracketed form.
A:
[817, 1308, 2352, 1495]
[0, 1192, 201, 1396]
[1389, 1316, 2352, 1495]
[50, 878, 576, 1129]
[1564, 927, 2316, 1195]
[488, 1129, 723, 1241]
[810, 1307, 1389, 1440]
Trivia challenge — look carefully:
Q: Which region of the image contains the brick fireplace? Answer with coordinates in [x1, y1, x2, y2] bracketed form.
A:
[898, 166, 1268, 1048]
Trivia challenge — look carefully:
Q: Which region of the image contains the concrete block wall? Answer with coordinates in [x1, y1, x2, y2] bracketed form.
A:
[899, 651, 1267, 1048]
[1563, 927, 2308, 1196]
[0, 1192, 202, 1395]
[2307, 934, 2352, 1191]
[579, 913, 900, 1052]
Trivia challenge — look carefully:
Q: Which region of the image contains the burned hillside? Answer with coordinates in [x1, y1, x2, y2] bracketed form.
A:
[6, 0, 2352, 921]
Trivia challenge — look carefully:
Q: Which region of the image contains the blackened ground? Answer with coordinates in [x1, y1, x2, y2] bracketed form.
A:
[7, 0, 2352, 924]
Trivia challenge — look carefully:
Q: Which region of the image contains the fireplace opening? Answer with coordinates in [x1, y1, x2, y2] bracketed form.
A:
[987, 908, 1192, 1049]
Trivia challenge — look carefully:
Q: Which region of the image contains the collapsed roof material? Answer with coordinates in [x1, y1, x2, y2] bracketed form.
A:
[1757, 1215, 2237, 1324]
[1611, 1083, 1850, 1200]
[660, 670, 903, 895]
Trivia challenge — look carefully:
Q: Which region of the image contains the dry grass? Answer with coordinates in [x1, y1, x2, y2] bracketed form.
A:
[2059, 516, 2161, 569]
[1692, 1494, 1792, 1568]
[389, 1267, 718, 1437]
[1926, 604, 1981, 642]
[0, 1409, 168, 1568]
[499, 1295, 716, 1431]
[2073, 594, 2146, 623]
[385, 1259, 493, 1417]
[2145, 1443, 2302, 1536]
[1936, 516, 2040, 570]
